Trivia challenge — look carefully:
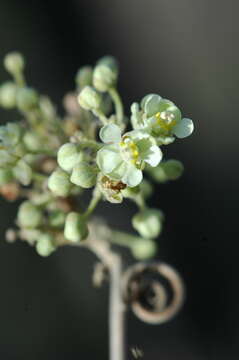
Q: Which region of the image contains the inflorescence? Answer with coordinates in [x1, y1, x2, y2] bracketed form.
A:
[0, 52, 194, 259]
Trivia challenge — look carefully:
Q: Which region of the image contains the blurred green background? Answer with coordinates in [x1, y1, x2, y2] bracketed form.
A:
[0, 1, 238, 359]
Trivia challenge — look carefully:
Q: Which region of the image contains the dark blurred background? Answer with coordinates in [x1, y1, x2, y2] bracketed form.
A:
[0, 0, 238, 359]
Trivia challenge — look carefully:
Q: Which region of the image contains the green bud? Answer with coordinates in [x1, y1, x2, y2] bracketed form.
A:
[162, 160, 184, 180]
[0, 82, 17, 108]
[0, 122, 22, 146]
[149, 160, 184, 183]
[49, 210, 66, 228]
[75, 66, 93, 89]
[48, 168, 72, 197]
[93, 64, 117, 92]
[0, 149, 16, 167]
[131, 238, 157, 260]
[36, 233, 55, 257]
[64, 212, 88, 242]
[17, 201, 43, 228]
[13, 159, 32, 186]
[121, 185, 140, 199]
[0, 168, 13, 186]
[3, 52, 25, 75]
[57, 143, 83, 173]
[23, 131, 43, 152]
[70, 162, 97, 188]
[77, 86, 102, 111]
[16, 87, 39, 111]
[97, 56, 118, 72]
[132, 208, 163, 239]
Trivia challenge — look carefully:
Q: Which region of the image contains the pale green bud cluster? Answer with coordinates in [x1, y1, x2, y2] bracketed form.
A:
[0, 51, 193, 261]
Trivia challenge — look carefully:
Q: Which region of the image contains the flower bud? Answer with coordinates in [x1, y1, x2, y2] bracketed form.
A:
[97, 56, 118, 72]
[48, 168, 72, 197]
[70, 162, 97, 188]
[3, 52, 25, 75]
[13, 159, 32, 186]
[0, 149, 16, 167]
[36, 233, 56, 257]
[77, 86, 102, 111]
[64, 212, 88, 242]
[49, 210, 66, 227]
[93, 64, 118, 92]
[75, 66, 93, 89]
[0, 82, 17, 108]
[17, 201, 43, 228]
[23, 131, 43, 151]
[131, 238, 157, 260]
[0, 168, 13, 186]
[140, 179, 153, 199]
[149, 160, 184, 183]
[57, 143, 83, 173]
[16, 87, 39, 111]
[132, 208, 163, 239]
[162, 160, 184, 180]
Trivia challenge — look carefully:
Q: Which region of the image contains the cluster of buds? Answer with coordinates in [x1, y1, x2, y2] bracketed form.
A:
[0, 52, 194, 259]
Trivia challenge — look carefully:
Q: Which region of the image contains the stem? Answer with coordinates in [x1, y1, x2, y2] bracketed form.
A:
[108, 88, 124, 125]
[84, 187, 101, 217]
[109, 254, 125, 360]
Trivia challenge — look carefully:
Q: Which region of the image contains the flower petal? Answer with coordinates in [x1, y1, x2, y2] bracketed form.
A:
[144, 145, 163, 167]
[122, 165, 143, 187]
[96, 144, 123, 174]
[173, 118, 194, 138]
[99, 124, 121, 144]
[108, 160, 127, 180]
[144, 94, 162, 117]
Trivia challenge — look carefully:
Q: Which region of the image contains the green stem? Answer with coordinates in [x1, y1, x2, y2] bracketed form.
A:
[110, 230, 141, 248]
[14, 71, 25, 87]
[108, 87, 124, 125]
[84, 187, 102, 218]
[93, 109, 108, 126]
[134, 194, 146, 211]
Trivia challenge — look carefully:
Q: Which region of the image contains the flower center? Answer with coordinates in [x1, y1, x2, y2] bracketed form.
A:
[120, 136, 140, 165]
[154, 111, 176, 131]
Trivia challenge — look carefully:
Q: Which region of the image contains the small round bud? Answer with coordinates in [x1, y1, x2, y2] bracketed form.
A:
[57, 143, 83, 173]
[77, 86, 102, 111]
[93, 64, 117, 92]
[48, 168, 72, 197]
[36, 233, 55, 257]
[149, 160, 184, 183]
[23, 131, 43, 151]
[5, 228, 17, 243]
[17, 201, 43, 228]
[75, 66, 93, 89]
[64, 212, 88, 242]
[97, 56, 118, 72]
[70, 162, 97, 188]
[131, 238, 157, 260]
[0, 168, 13, 186]
[132, 208, 163, 239]
[16, 87, 39, 111]
[4, 52, 25, 75]
[49, 210, 66, 228]
[13, 159, 32, 186]
[0, 82, 17, 108]
[162, 160, 184, 180]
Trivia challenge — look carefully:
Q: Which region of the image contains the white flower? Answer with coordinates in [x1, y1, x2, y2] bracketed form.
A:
[96, 124, 163, 187]
[131, 94, 194, 144]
